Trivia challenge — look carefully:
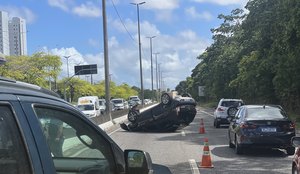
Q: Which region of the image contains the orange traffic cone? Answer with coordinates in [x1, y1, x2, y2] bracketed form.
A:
[199, 138, 213, 168]
[199, 118, 205, 134]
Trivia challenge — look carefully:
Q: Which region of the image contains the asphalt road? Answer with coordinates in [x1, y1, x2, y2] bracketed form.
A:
[108, 107, 294, 174]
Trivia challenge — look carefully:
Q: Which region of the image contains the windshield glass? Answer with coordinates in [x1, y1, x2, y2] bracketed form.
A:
[247, 107, 286, 119]
[111, 100, 122, 104]
[77, 105, 94, 111]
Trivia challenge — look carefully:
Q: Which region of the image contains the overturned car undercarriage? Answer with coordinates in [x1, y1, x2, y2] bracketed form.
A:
[120, 93, 197, 132]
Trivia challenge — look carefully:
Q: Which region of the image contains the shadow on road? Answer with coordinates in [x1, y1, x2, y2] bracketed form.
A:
[212, 146, 289, 158]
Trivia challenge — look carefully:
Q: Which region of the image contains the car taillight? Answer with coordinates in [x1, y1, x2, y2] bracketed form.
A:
[240, 123, 257, 129]
[290, 122, 295, 129]
[217, 107, 224, 111]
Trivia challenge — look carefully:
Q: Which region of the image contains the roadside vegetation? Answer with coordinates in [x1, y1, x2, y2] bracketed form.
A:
[176, 0, 300, 117]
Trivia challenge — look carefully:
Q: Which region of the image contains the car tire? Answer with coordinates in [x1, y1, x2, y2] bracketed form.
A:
[292, 164, 298, 174]
[229, 139, 234, 148]
[286, 146, 295, 155]
[128, 110, 139, 122]
[227, 107, 238, 117]
[161, 93, 171, 105]
[215, 120, 220, 128]
[235, 137, 243, 155]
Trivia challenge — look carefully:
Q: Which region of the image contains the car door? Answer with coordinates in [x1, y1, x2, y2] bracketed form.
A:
[19, 95, 125, 174]
[0, 94, 45, 174]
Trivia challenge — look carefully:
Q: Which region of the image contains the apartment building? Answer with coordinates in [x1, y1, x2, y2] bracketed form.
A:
[0, 11, 10, 55]
[0, 11, 27, 56]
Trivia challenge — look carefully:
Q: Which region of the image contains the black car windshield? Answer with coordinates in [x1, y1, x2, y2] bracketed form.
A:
[247, 107, 286, 119]
[78, 104, 94, 111]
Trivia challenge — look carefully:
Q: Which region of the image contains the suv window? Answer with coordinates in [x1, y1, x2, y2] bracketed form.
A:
[0, 105, 31, 174]
[34, 107, 116, 174]
[221, 101, 243, 107]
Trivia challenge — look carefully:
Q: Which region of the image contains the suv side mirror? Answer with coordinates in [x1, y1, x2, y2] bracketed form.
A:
[125, 150, 153, 174]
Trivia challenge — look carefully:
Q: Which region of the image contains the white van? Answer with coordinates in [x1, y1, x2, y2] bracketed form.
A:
[77, 96, 100, 117]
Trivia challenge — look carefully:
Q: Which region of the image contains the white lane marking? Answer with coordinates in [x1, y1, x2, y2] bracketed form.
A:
[189, 159, 200, 174]
[108, 127, 121, 135]
[200, 110, 214, 117]
[181, 130, 186, 136]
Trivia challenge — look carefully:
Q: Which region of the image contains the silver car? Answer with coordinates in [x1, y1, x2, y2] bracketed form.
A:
[214, 98, 244, 128]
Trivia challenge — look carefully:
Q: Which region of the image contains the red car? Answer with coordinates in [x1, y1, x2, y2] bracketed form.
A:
[292, 137, 300, 174]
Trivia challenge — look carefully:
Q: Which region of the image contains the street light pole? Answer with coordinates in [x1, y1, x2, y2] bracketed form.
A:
[146, 35, 156, 98]
[64, 55, 71, 78]
[131, 1, 145, 106]
[153, 52, 159, 101]
[102, 0, 112, 122]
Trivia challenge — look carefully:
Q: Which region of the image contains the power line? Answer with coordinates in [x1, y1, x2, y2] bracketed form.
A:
[110, 0, 136, 43]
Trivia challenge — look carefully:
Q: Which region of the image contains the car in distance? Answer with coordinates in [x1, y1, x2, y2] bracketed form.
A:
[291, 136, 300, 174]
[214, 98, 244, 128]
[228, 105, 295, 155]
[111, 98, 127, 110]
[99, 98, 106, 114]
[0, 77, 153, 174]
[120, 93, 197, 132]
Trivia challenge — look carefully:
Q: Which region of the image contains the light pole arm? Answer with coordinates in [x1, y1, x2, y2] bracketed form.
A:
[63, 68, 97, 101]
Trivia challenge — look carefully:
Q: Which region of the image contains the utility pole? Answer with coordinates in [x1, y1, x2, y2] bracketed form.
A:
[146, 36, 156, 97]
[102, 0, 112, 122]
[64, 55, 71, 78]
[131, 1, 146, 106]
[153, 52, 159, 102]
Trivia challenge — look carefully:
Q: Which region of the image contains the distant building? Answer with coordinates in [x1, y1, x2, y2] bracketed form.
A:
[0, 11, 10, 55]
[9, 17, 27, 56]
[0, 11, 27, 56]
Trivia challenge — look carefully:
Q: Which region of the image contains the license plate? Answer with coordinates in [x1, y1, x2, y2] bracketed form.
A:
[261, 127, 276, 132]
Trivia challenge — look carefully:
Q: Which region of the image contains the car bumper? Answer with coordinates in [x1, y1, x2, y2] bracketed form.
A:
[239, 132, 295, 148]
[216, 117, 230, 124]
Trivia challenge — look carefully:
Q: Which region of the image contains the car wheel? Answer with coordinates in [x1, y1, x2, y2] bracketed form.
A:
[128, 110, 139, 122]
[292, 164, 298, 174]
[229, 139, 234, 148]
[161, 93, 171, 105]
[215, 120, 220, 128]
[235, 137, 243, 154]
[227, 107, 238, 117]
[286, 146, 295, 155]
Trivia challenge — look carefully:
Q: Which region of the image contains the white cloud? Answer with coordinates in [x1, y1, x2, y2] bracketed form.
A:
[135, 0, 179, 10]
[185, 7, 213, 21]
[48, 0, 101, 18]
[109, 20, 210, 89]
[0, 6, 37, 24]
[47, 0, 72, 11]
[192, 0, 248, 6]
[72, 2, 101, 18]
[88, 38, 100, 48]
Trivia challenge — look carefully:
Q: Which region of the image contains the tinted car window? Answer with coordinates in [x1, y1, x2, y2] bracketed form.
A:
[0, 105, 31, 174]
[221, 101, 243, 107]
[247, 107, 286, 119]
[34, 107, 116, 174]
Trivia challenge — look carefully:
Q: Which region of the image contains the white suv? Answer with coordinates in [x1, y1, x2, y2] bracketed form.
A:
[213, 98, 244, 128]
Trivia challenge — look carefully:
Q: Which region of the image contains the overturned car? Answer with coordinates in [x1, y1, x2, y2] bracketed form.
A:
[120, 93, 197, 132]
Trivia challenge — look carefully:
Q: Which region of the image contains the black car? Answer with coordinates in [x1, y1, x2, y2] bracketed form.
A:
[228, 105, 295, 155]
[0, 77, 153, 174]
[120, 93, 197, 132]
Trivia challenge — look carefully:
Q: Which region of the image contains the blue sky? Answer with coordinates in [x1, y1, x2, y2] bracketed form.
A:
[0, 0, 248, 90]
